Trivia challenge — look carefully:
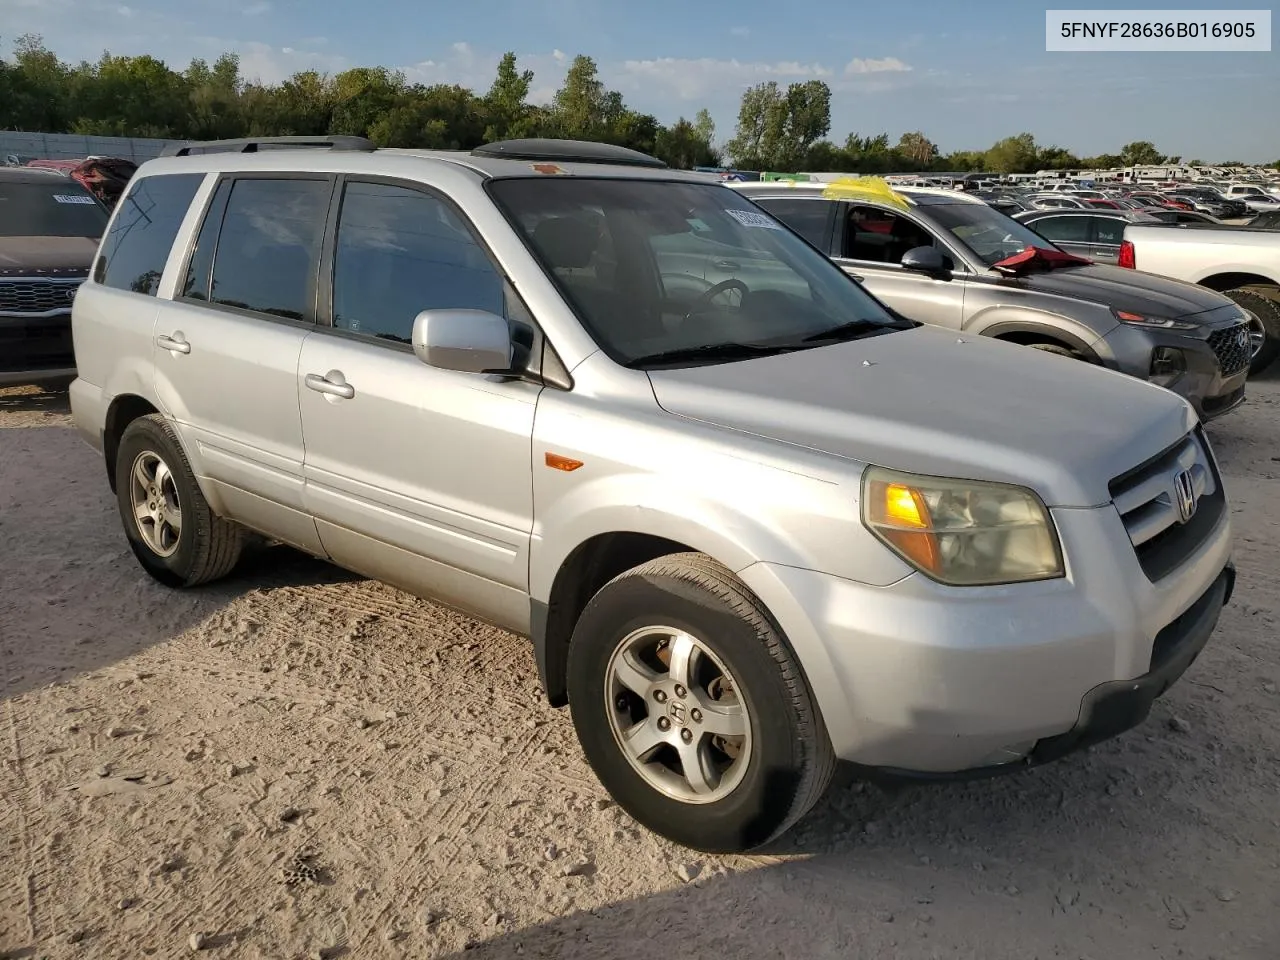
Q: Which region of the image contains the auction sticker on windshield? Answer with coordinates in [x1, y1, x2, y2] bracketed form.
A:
[53, 194, 98, 204]
[1046, 9, 1271, 51]
[726, 209, 783, 229]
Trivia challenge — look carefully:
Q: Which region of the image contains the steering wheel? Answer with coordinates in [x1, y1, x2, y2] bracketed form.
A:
[684, 278, 749, 320]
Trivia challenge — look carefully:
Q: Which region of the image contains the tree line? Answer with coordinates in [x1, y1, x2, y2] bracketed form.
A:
[1, 36, 1269, 173]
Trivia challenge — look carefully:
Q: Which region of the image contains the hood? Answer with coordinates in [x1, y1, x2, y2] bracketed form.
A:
[1006, 262, 1234, 321]
[0, 236, 98, 276]
[647, 326, 1195, 508]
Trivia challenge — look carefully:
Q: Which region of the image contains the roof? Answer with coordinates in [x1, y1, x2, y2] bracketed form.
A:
[0, 167, 81, 183]
[142, 137, 715, 184]
[729, 180, 987, 206]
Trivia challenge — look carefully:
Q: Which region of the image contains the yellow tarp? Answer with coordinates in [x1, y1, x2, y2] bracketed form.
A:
[820, 176, 911, 210]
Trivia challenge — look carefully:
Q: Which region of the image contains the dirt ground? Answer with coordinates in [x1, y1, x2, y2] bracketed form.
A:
[2, 371, 1278, 960]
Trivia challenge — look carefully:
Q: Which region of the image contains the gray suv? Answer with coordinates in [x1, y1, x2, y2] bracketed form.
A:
[70, 138, 1234, 853]
[734, 182, 1251, 419]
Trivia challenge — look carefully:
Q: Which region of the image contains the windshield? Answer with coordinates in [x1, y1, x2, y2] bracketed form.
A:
[0, 180, 109, 238]
[925, 202, 1061, 266]
[488, 177, 907, 368]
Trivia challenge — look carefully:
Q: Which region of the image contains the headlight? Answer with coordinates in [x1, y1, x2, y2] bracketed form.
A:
[1113, 308, 1198, 331]
[861, 467, 1064, 586]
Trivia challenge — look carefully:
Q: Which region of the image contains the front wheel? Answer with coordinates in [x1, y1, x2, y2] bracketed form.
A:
[114, 414, 243, 587]
[567, 553, 834, 853]
[1221, 285, 1280, 375]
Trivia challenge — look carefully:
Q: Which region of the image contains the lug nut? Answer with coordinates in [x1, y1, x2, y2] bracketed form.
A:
[690, 709, 702, 723]
[654, 690, 668, 703]
[616, 696, 629, 709]
[674, 684, 687, 698]
[657, 716, 671, 731]
[680, 728, 693, 743]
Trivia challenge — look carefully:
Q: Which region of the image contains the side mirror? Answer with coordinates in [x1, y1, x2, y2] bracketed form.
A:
[412, 309, 513, 374]
[900, 245, 949, 275]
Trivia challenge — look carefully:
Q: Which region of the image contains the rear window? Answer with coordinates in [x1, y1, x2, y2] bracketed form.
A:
[95, 174, 204, 296]
[0, 180, 110, 238]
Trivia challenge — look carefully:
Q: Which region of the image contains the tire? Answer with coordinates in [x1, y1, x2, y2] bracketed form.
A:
[1221, 285, 1280, 375]
[1027, 342, 1077, 359]
[566, 552, 835, 853]
[114, 414, 243, 587]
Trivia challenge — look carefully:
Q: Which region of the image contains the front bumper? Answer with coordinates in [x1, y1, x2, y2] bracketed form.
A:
[1101, 322, 1248, 421]
[736, 495, 1233, 774]
[0, 312, 77, 387]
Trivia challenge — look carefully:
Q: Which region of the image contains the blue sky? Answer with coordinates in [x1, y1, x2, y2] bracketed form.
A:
[4, 0, 1278, 160]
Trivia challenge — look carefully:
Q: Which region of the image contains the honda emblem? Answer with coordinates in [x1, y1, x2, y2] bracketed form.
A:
[1172, 470, 1197, 524]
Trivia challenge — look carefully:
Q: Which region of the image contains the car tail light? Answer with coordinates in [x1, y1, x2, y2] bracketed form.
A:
[1118, 240, 1136, 269]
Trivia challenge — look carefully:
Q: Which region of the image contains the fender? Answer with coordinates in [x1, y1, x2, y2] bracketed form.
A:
[968, 310, 1114, 365]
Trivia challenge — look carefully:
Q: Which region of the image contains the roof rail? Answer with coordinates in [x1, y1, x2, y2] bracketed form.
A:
[471, 138, 667, 169]
[160, 136, 377, 157]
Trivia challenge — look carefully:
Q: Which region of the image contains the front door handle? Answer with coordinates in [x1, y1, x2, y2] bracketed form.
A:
[714, 259, 741, 270]
[156, 333, 190, 354]
[304, 371, 355, 400]
[847, 273, 865, 282]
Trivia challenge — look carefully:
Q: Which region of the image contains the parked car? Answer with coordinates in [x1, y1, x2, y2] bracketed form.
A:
[1146, 209, 1223, 226]
[1028, 194, 1089, 210]
[1121, 221, 1280, 373]
[1085, 198, 1123, 210]
[734, 181, 1249, 420]
[1014, 209, 1161, 264]
[1245, 210, 1280, 230]
[1166, 188, 1248, 220]
[70, 137, 1236, 853]
[0, 167, 110, 386]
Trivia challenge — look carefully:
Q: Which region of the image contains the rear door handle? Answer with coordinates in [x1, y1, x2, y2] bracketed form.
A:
[156, 333, 190, 354]
[714, 259, 741, 270]
[304, 371, 355, 400]
[847, 273, 864, 282]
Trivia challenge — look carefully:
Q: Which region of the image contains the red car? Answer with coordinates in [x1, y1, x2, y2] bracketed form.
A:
[1085, 198, 1123, 209]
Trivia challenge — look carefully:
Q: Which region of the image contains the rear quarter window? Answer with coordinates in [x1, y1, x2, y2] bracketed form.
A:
[94, 173, 204, 296]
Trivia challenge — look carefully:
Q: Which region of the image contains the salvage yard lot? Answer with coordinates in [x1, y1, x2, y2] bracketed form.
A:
[2, 376, 1279, 960]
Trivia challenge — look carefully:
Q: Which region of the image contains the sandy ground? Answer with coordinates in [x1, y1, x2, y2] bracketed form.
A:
[2, 371, 1278, 960]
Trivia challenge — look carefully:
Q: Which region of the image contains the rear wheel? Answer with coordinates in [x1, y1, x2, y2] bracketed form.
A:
[1220, 285, 1280, 375]
[566, 553, 835, 853]
[114, 414, 243, 587]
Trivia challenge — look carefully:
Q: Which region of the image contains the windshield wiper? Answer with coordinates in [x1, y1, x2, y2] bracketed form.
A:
[624, 341, 796, 368]
[798, 319, 899, 343]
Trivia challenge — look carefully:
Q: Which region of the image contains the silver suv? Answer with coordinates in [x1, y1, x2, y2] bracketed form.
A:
[732, 182, 1251, 420]
[70, 137, 1234, 853]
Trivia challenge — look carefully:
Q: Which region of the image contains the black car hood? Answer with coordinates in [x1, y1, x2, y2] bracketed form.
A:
[0, 236, 98, 276]
[1005, 263, 1235, 320]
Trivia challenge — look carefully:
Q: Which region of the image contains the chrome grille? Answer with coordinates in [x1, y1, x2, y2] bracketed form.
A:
[1206, 322, 1251, 375]
[0, 277, 84, 316]
[1110, 429, 1225, 582]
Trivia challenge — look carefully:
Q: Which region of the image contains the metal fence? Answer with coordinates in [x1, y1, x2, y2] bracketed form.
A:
[1, 131, 182, 165]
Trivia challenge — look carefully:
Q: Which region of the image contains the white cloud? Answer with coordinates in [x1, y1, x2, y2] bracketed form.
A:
[233, 40, 350, 83]
[242, 1, 271, 15]
[618, 57, 834, 100]
[844, 56, 912, 75]
[729, 25, 750, 37]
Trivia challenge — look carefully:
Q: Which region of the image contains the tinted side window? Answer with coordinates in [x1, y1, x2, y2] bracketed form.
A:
[209, 178, 330, 321]
[95, 173, 203, 296]
[1028, 216, 1089, 243]
[181, 179, 231, 301]
[843, 206, 934, 263]
[1092, 217, 1124, 245]
[752, 198, 830, 248]
[332, 181, 503, 343]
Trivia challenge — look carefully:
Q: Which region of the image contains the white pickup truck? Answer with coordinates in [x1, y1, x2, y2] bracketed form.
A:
[1122, 222, 1280, 374]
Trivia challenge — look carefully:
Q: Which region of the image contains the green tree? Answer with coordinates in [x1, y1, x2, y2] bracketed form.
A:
[693, 108, 715, 151]
[551, 54, 607, 137]
[1120, 140, 1164, 165]
[896, 131, 937, 167]
[655, 117, 718, 168]
[726, 79, 830, 170]
[330, 66, 406, 138]
[482, 52, 533, 141]
[984, 132, 1039, 173]
[1035, 145, 1080, 170]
